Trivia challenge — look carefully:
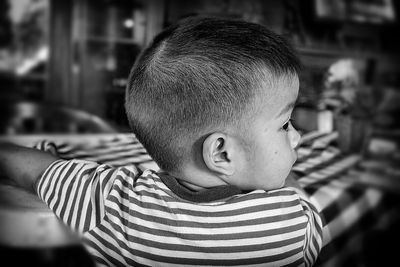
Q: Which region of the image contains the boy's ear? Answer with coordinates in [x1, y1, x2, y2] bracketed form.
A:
[202, 133, 236, 176]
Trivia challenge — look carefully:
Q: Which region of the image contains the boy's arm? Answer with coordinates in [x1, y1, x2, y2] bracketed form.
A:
[0, 142, 59, 192]
[286, 171, 323, 265]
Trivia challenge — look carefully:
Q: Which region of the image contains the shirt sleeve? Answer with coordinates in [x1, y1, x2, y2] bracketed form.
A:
[36, 159, 140, 234]
[293, 188, 324, 267]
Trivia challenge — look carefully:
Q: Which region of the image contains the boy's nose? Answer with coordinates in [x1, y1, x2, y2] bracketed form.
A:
[290, 128, 301, 149]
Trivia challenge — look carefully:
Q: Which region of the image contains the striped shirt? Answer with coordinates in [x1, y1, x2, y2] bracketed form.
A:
[36, 159, 323, 267]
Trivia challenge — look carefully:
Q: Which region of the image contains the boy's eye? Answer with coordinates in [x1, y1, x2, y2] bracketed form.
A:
[282, 119, 292, 131]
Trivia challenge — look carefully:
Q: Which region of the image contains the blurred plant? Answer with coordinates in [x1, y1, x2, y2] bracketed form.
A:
[319, 58, 376, 119]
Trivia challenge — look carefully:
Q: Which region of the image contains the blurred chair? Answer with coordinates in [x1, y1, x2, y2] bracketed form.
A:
[0, 101, 118, 134]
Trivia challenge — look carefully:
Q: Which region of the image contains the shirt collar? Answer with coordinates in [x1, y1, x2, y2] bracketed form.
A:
[158, 172, 243, 202]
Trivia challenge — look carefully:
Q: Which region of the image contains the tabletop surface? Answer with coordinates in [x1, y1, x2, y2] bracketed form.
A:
[1, 131, 400, 267]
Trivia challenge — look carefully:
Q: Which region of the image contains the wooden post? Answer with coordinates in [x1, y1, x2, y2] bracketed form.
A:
[47, 0, 75, 106]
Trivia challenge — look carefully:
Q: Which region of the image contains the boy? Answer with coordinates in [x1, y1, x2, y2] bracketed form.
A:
[0, 17, 323, 266]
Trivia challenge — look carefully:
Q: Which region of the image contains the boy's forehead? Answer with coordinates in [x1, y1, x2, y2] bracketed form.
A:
[257, 74, 299, 112]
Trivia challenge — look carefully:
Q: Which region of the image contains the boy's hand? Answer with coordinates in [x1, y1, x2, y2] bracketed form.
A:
[0, 142, 59, 192]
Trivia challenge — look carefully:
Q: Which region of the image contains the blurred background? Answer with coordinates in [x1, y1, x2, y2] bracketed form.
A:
[1, 1, 400, 266]
[0, 0, 399, 132]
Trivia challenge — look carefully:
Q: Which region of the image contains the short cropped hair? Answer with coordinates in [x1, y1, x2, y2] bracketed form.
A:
[125, 16, 300, 172]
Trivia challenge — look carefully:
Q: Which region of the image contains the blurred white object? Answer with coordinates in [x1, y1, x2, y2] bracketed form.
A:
[15, 45, 48, 75]
[368, 138, 397, 156]
[326, 59, 360, 86]
[318, 110, 334, 133]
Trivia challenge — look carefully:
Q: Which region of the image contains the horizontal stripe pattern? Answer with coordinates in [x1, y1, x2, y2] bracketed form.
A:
[31, 131, 396, 266]
[37, 158, 323, 266]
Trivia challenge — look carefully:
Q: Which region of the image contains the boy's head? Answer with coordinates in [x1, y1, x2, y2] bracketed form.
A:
[125, 16, 301, 191]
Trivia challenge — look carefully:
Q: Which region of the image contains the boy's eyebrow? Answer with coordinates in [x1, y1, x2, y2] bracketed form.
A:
[276, 101, 296, 118]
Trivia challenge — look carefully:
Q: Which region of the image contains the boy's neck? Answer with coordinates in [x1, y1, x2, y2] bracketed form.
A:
[167, 164, 229, 192]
